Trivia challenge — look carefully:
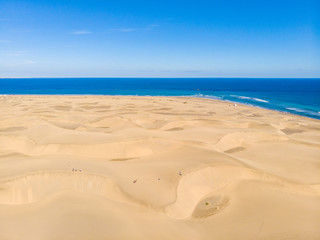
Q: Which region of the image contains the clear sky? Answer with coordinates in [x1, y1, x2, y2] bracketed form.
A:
[0, 0, 319, 78]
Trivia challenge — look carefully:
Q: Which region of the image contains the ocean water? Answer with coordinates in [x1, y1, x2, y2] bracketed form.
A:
[0, 78, 319, 119]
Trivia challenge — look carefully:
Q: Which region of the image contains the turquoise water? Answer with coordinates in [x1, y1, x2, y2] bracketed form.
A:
[0, 78, 319, 119]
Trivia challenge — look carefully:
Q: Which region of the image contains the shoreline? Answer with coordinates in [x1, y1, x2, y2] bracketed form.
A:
[1, 78, 319, 120]
[1, 94, 319, 121]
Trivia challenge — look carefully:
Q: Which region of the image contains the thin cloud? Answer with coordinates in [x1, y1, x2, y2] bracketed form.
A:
[119, 28, 136, 32]
[108, 24, 159, 33]
[145, 24, 159, 30]
[5, 60, 36, 68]
[0, 40, 11, 43]
[72, 30, 92, 35]
[109, 28, 136, 32]
[6, 51, 26, 57]
[11, 29, 34, 33]
[138, 69, 203, 73]
[183, 70, 204, 73]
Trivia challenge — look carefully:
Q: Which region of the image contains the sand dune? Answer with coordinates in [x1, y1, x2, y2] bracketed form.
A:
[0, 95, 319, 240]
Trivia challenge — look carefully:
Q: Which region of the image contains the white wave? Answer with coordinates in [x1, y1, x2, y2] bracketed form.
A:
[192, 93, 222, 100]
[204, 95, 222, 100]
[230, 95, 245, 98]
[230, 95, 269, 103]
[286, 107, 304, 112]
[252, 98, 269, 103]
[238, 96, 251, 100]
[286, 107, 320, 117]
[230, 95, 251, 100]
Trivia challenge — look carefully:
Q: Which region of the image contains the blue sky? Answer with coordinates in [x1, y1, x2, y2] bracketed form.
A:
[0, 0, 319, 77]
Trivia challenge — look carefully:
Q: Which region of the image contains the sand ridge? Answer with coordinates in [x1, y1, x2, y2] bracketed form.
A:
[0, 95, 319, 240]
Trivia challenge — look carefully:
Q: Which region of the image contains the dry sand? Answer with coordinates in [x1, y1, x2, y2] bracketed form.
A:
[0, 95, 319, 240]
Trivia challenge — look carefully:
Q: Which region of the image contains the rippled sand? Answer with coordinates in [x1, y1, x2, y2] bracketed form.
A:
[0, 95, 319, 240]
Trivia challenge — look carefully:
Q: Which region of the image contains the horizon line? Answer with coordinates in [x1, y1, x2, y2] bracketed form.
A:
[1, 77, 320, 79]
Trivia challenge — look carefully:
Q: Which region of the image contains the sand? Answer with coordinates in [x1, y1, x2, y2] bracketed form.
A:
[0, 95, 319, 240]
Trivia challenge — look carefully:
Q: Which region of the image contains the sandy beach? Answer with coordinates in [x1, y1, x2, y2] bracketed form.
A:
[0, 95, 319, 240]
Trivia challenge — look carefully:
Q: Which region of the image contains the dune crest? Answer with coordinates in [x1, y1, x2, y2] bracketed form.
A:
[0, 95, 319, 240]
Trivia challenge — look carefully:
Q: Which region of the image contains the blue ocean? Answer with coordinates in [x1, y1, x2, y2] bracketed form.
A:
[0, 78, 319, 120]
